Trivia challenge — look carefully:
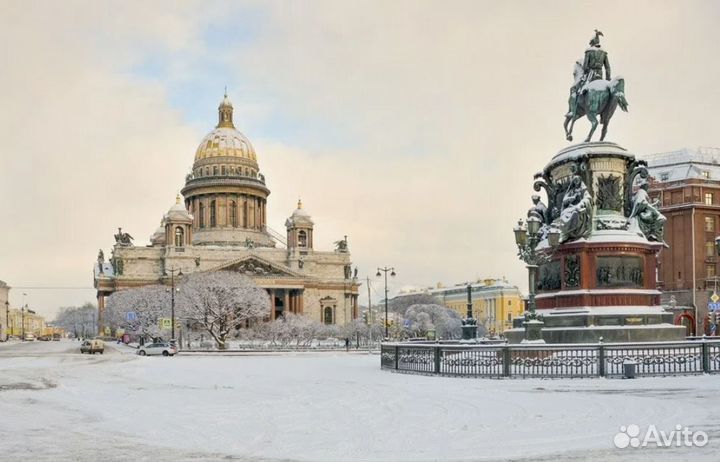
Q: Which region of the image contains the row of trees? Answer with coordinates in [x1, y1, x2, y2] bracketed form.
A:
[53, 303, 97, 338]
[235, 314, 386, 348]
[97, 272, 473, 349]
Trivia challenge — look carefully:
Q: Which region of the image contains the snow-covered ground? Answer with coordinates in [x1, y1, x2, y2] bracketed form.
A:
[0, 340, 717, 462]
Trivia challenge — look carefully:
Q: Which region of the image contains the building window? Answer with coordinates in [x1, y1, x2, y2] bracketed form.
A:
[199, 203, 205, 228]
[660, 172, 669, 181]
[707, 265, 716, 278]
[230, 201, 237, 227]
[175, 227, 184, 247]
[705, 216, 715, 232]
[324, 306, 333, 325]
[298, 230, 307, 247]
[707, 241, 715, 257]
[706, 193, 714, 205]
[702, 171, 710, 179]
[221, 166, 226, 175]
[213, 166, 218, 176]
[210, 200, 217, 227]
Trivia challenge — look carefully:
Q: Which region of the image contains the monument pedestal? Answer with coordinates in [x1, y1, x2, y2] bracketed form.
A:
[507, 142, 685, 344]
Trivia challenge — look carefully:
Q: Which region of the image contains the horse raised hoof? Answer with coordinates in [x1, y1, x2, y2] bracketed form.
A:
[566, 134, 573, 141]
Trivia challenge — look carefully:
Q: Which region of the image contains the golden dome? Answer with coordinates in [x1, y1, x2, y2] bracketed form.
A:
[194, 92, 258, 162]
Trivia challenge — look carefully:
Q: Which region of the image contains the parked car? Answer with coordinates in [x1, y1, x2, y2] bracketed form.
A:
[38, 335, 52, 341]
[137, 342, 177, 356]
[80, 339, 105, 354]
[24, 333, 36, 341]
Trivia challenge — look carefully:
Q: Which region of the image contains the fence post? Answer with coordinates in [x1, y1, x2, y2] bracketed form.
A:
[394, 345, 399, 370]
[503, 346, 511, 377]
[702, 336, 709, 373]
[598, 338, 605, 378]
[434, 346, 441, 375]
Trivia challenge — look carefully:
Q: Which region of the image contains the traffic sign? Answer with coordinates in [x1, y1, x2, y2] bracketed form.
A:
[708, 302, 720, 312]
[126, 311, 137, 322]
[711, 293, 719, 303]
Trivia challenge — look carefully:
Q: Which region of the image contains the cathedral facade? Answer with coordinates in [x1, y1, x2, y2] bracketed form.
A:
[94, 94, 360, 331]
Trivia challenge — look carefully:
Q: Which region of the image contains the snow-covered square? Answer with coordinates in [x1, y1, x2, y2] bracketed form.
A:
[0, 340, 717, 461]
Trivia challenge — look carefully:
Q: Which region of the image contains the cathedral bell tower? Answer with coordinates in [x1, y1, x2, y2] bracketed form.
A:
[164, 195, 193, 248]
[285, 199, 314, 250]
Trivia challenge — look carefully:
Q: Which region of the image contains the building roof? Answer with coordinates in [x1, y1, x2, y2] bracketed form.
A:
[643, 147, 720, 182]
[393, 278, 522, 300]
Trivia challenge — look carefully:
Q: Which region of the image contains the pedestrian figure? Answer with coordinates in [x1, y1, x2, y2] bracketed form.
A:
[344, 337, 350, 352]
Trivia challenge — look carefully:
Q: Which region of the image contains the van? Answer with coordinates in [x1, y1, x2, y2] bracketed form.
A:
[80, 339, 105, 354]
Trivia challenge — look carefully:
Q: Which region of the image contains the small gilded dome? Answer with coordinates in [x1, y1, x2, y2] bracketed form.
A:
[287, 199, 314, 226]
[165, 195, 193, 222]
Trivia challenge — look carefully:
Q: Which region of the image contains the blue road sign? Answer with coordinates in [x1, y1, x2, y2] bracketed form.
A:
[126, 311, 137, 322]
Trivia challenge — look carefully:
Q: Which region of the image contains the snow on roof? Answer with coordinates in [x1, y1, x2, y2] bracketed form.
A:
[643, 147, 720, 182]
[93, 262, 115, 278]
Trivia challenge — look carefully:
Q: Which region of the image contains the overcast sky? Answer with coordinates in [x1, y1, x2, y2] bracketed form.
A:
[1, 0, 719, 319]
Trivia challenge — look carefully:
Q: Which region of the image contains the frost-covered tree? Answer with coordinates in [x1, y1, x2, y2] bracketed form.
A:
[53, 302, 97, 337]
[403, 304, 463, 339]
[177, 271, 270, 350]
[388, 293, 440, 314]
[105, 285, 168, 341]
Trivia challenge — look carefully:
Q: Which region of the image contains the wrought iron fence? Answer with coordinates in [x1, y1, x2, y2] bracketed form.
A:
[381, 339, 720, 379]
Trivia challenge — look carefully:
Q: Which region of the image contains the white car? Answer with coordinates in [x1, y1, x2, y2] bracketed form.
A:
[24, 333, 36, 341]
[137, 342, 177, 357]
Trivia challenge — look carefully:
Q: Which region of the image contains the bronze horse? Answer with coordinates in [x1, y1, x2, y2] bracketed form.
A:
[564, 62, 628, 142]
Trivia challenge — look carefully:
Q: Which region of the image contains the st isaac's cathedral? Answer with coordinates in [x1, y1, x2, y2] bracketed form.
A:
[94, 94, 361, 330]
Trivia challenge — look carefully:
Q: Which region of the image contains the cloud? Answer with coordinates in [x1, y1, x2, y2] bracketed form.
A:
[1, 0, 719, 316]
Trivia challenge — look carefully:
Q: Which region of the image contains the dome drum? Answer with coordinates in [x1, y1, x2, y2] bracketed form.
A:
[180, 92, 275, 247]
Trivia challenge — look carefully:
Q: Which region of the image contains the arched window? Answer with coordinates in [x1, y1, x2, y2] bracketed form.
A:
[298, 230, 307, 247]
[210, 200, 217, 227]
[199, 203, 205, 228]
[175, 227, 184, 247]
[221, 166, 226, 175]
[205, 167, 209, 176]
[324, 306, 333, 325]
[213, 166, 218, 176]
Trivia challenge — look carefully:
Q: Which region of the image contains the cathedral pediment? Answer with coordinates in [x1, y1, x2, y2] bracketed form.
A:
[211, 255, 302, 278]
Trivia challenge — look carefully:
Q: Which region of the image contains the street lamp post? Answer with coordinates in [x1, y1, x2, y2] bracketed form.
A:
[21, 304, 26, 341]
[164, 267, 183, 340]
[4, 301, 8, 341]
[513, 217, 560, 342]
[376, 266, 396, 339]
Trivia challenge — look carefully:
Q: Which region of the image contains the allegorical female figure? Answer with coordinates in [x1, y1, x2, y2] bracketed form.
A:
[628, 179, 666, 242]
[556, 174, 593, 243]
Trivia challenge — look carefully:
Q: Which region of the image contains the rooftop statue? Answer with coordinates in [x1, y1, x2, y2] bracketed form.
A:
[563, 30, 628, 143]
[114, 227, 134, 247]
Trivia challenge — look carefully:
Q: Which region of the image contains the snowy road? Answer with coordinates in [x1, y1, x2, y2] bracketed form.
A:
[0, 340, 718, 462]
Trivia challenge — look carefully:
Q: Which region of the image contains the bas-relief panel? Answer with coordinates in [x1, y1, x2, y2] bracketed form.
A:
[596, 256, 644, 288]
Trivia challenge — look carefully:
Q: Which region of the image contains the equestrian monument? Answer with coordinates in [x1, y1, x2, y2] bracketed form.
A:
[505, 31, 685, 343]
